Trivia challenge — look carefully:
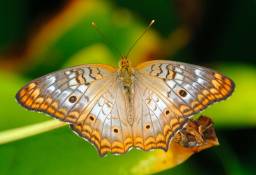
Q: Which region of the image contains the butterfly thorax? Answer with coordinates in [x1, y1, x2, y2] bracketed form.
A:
[118, 57, 135, 126]
[118, 57, 133, 86]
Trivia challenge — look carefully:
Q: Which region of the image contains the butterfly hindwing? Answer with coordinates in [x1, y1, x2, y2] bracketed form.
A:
[70, 79, 133, 156]
[132, 80, 188, 151]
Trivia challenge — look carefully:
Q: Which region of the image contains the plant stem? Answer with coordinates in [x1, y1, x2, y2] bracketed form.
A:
[0, 120, 67, 145]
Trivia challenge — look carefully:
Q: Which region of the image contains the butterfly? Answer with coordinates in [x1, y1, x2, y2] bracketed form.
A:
[16, 57, 234, 156]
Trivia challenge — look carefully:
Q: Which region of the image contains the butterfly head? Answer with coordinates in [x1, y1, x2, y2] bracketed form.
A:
[119, 57, 130, 69]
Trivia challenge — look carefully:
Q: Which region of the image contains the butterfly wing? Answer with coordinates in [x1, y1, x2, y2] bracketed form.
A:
[70, 78, 133, 156]
[16, 65, 133, 156]
[16, 64, 116, 123]
[132, 79, 188, 151]
[133, 60, 234, 151]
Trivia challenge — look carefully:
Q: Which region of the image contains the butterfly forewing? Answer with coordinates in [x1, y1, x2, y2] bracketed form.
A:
[136, 60, 235, 116]
[16, 64, 116, 124]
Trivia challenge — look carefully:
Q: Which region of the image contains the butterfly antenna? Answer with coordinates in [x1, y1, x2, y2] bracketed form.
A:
[125, 19, 155, 59]
[91, 21, 123, 58]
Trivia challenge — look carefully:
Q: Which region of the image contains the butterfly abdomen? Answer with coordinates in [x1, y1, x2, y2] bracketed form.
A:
[120, 80, 135, 126]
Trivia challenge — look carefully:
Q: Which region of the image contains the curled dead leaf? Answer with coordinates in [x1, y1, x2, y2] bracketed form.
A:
[131, 116, 219, 175]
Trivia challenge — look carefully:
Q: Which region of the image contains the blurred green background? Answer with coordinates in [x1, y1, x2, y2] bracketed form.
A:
[0, 0, 256, 175]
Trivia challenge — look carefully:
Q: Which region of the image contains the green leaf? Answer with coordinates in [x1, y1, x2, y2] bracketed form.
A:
[0, 64, 255, 175]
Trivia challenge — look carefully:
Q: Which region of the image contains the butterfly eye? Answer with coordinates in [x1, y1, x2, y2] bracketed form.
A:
[165, 110, 170, 115]
[69, 96, 77, 103]
[145, 125, 151, 129]
[113, 128, 119, 133]
[178, 89, 187, 97]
